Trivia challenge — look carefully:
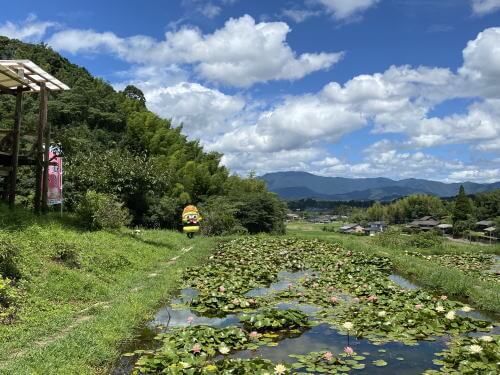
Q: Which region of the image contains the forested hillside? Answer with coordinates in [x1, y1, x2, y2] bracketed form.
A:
[0, 37, 284, 232]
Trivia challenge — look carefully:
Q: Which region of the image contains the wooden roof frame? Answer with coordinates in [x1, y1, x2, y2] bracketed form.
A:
[0, 60, 70, 94]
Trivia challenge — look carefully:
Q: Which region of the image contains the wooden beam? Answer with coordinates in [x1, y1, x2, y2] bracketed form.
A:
[34, 83, 47, 214]
[42, 98, 51, 214]
[8, 86, 23, 209]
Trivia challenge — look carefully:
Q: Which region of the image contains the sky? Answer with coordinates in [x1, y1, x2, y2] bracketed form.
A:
[1, 0, 500, 183]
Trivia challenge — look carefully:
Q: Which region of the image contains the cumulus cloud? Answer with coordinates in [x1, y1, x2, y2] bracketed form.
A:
[281, 9, 321, 23]
[48, 15, 343, 87]
[146, 82, 245, 138]
[316, 0, 380, 20]
[471, 0, 500, 16]
[0, 14, 57, 42]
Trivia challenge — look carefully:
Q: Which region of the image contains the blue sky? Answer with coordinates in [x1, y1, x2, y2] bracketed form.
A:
[1, 0, 500, 182]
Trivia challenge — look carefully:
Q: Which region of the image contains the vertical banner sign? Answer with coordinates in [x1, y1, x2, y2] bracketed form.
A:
[47, 150, 63, 205]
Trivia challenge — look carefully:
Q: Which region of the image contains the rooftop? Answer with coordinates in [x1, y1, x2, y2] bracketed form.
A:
[0, 60, 70, 93]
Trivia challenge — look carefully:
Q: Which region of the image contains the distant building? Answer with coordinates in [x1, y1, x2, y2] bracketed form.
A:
[407, 216, 440, 231]
[484, 226, 497, 236]
[340, 223, 365, 234]
[437, 223, 453, 235]
[476, 220, 495, 230]
[365, 221, 388, 236]
[286, 213, 301, 221]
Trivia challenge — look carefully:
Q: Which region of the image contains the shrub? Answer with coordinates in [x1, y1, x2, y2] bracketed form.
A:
[406, 230, 443, 249]
[0, 238, 21, 280]
[51, 243, 81, 269]
[374, 228, 443, 249]
[76, 191, 131, 230]
[0, 276, 19, 323]
[143, 196, 182, 229]
[200, 197, 247, 236]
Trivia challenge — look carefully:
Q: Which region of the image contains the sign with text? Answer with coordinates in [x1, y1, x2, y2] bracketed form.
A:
[47, 151, 63, 205]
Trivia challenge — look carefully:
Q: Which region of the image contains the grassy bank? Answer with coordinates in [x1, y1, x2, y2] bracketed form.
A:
[0, 207, 216, 374]
[288, 221, 500, 312]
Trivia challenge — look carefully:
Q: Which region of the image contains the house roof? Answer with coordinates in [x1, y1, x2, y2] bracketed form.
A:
[437, 224, 453, 229]
[340, 224, 361, 230]
[409, 219, 439, 226]
[0, 60, 69, 93]
[476, 220, 494, 226]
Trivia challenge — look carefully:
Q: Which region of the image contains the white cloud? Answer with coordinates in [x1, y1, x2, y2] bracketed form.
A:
[281, 9, 321, 23]
[459, 27, 500, 98]
[316, 0, 380, 20]
[146, 82, 245, 138]
[0, 14, 56, 42]
[211, 93, 365, 153]
[471, 0, 500, 16]
[448, 168, 500, 183]
[48, 15, 343, 87]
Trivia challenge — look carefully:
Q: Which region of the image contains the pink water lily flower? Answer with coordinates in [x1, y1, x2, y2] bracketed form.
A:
[192, 343, 202, 354]
[367, 295, 377, 302]
[344, 346, 354, 356]
[249, 331, 261, 340]
[187, 316, 194, 324]
[330, 296, 339, 304]
[440, 295, 448, 300]
[415, 304, 423, 310]
[287, 283, 293, 290]
[327, 286, 335, 292]
[323, 351, 333, 361]
[219, 286, 226, 292]
[231, 298, 240, 305]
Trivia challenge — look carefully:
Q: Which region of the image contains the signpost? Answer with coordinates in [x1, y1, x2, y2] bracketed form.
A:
[47, 149, 63, 209]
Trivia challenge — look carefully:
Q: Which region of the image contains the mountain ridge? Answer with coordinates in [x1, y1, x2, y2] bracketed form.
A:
[260, 171, 500, 201]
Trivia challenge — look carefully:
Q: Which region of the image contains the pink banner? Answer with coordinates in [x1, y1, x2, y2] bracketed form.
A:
[47, 151, 63, 205]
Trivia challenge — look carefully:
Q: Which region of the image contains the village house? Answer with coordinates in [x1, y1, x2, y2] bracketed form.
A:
[364, 221, 388, 236]
[407, 216, 440, 231]
[339, 223, 365, 234]
[476, 220, 494, 230]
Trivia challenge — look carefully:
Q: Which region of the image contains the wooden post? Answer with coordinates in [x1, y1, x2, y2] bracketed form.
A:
[8, 86, 23, 209]
[34, 83, 47, 214]
[42, 104, 51, 214]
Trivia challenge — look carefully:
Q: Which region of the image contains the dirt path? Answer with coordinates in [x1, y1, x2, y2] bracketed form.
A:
[0, 246, 194, 367]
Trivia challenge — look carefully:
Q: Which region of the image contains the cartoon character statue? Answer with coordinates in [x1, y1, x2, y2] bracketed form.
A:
[182, 205, 202, 238]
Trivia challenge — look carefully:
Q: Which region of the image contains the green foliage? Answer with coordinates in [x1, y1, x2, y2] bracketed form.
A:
[143, 196, 182, 229]
[426, 335, 499, 374]
[131, 325, 275, 374]
[0, 37, 284, 232]
[76, 191, 131, 230]
[240, 308, 310, 331]
[199, 197, 246, 236]
[453, 186, 473, 221]
[51, 242, 81, 269]
[290, 351, 366, 373]
[0, 276, 19, 324]
[374, 228, 443, 249]
[0, 238, 21, 279]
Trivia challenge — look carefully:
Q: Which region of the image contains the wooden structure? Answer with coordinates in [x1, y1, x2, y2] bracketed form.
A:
[0, 60, 69, 213]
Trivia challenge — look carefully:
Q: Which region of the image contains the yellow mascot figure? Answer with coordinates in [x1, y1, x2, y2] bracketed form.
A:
[182, 205, 202, 238]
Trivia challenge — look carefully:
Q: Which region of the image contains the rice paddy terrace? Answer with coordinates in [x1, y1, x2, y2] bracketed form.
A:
[117, 237, 499, 374]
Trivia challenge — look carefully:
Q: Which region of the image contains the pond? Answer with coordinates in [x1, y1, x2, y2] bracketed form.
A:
[115, 238, 499, 374]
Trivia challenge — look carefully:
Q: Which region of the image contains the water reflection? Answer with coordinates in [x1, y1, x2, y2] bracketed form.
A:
[232, 323, 446, 374]
[245, 270, 317, 297]
[389, 274, 420, 290]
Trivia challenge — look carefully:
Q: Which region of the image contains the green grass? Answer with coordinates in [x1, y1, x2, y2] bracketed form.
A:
[0, 206, 217, 374]
[288, 221, 500, 313]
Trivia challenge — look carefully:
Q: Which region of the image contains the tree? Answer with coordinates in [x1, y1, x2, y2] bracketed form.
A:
[452, 185, 473, 224]
[122, 85, 146, 107]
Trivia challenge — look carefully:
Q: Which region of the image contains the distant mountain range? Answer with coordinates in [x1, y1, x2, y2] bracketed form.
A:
[260, 172, 500, 201]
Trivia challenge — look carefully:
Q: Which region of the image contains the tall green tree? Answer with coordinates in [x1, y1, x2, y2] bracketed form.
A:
[452, 185, 473, 224]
